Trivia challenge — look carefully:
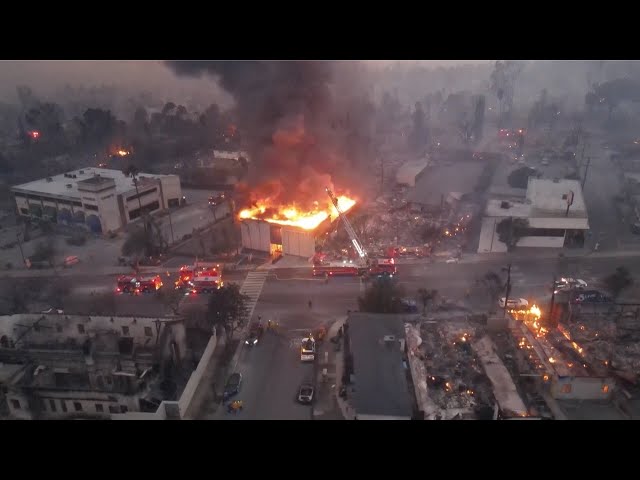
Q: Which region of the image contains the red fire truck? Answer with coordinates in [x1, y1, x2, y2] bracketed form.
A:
[175, 263, 221, 289]
[367, 258, 397, 277]
[187, 275, 223, 294]
[312, 261, 362, 277]
[116, 275, 163, 294]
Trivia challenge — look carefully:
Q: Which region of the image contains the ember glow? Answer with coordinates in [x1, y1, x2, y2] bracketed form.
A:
[239, 195, 356, 230]
[117, 149, 130, 157]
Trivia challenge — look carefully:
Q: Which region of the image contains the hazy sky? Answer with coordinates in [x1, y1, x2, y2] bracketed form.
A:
[0, 60, 493, 107]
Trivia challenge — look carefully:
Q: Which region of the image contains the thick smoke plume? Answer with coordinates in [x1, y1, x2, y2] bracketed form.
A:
[165, 61, 366, 210]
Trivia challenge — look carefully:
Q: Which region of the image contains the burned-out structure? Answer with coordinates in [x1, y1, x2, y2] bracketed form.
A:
[240, 217, 329, 259]
[0, 313, 190, 419]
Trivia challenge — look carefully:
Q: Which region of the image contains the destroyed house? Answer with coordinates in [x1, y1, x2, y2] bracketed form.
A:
[345, 313, 414, 420]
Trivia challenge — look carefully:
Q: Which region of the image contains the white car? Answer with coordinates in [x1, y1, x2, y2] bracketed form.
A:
[554, 278, 587, 293]
[498, 297, 529, 309]
[300, 337, 316, 362]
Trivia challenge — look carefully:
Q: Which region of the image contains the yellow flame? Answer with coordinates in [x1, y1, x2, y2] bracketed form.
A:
[238, 195, 356, 230]
[529, 304, 541, 318]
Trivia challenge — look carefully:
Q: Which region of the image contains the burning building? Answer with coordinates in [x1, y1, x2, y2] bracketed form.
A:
[239, 194, 356, 258]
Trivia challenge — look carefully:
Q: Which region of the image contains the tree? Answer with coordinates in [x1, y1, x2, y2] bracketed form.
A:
[206, 284, 250, 340]
[409, 102, 427, 151]
[603, 266, 634, 299]
[132, 107, 150, 138]
[156, 287, 185, 316]
[481, 271, 505, 309]
[508, 166, 537, 189]
[495, 217, 530, 250]
[31, 239, 56, 266]
[358, 277, 405, 313]
[417, 288, 437, 314]
[490, 61, 524, 124]
[472, 95, 485, 143]
[82, 107, 117, 145]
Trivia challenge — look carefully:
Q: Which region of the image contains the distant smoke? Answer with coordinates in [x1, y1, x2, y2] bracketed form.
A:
[165, 61, 366, 209]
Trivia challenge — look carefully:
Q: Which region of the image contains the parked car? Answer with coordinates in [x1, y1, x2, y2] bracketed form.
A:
[297, 384, 315, 404]
[554, 278, 588, 293]
[223, 373, 243, 401]
[498, 297, 529, 309]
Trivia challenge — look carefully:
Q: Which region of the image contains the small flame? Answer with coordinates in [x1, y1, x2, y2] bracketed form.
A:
[117, 149, 129, 157]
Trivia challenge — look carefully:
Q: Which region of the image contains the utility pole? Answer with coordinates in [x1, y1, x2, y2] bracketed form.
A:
[502, 262, 512, 319]
[168, 207, 175, 244]
[16, 232, 26, 266]
[548, 276, 559, 327]
[581, 156, 592, 190]
[380, 156, 384, 195]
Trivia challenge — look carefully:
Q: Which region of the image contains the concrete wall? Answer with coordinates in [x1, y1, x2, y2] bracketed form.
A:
[178, 333, 218, 419]
[159, 175, 182, 208]
[477, 217, 508, 253]
[356, 413, 411, 420]
[518, 236, 565, 248]
[282, 227, 315, 258]
[551, 376, 615, 400]
[240, 219, 270, 252]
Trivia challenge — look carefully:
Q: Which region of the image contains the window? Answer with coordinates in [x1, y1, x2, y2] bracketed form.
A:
[144, 326, 153, 337]
[106, 376, 112, 385]
[60, 400, 67, 412]
[95, 403, 104, 413]
[602, 385, 610, 394]
[49, 399, 57, 412]
[73, 402, 83, 412]
[10, 399, 20, 409]
[120, 405, 128, 413]
[521, 227, 566, 238]
[122, 326, 130, 336]
[72, 201, 82, 207]
[97, 376, 104, 389]
[83, 204, 99, 211]
[128, 200, 160, 220]
[20, 208, 29, 215]
[108, 405, 120, 414]
[126, 187, 158, 202]
[561, 384, 572, 394]
[77, 324, 85, 334]
[40, 399, 47, 411]
[56, 325, 62, 333]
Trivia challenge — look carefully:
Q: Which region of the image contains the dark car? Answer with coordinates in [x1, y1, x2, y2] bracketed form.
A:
[297, 384, 315, 404]
[245, 331, 259, 347]
[570, 290, 612, 304]
[223, 373, 243, 401]
[630, 223, 640, 235]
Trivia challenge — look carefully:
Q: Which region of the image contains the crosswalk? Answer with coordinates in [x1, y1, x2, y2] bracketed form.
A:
[240, 270, 270, 321]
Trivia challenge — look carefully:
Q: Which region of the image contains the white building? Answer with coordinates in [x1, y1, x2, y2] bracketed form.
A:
[11, 167, 182, 235]
[478, 178, 589, 253]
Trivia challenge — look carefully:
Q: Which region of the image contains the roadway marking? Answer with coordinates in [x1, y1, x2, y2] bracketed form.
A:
[272, 273, 324, 282]
[239, 270, 270, 321]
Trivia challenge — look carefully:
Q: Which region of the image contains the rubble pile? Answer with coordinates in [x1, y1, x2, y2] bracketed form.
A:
[418, 320, 495, 418]
[562, 315, 640, 376]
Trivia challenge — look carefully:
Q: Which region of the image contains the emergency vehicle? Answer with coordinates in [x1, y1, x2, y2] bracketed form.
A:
[116, 275, 163, 294]
[312, 261, 361, 277]
[367, 257, 397, 277]
[175, 263, 222, 289]
[300, 336, 316, 362]
[187, 276, 223, 295]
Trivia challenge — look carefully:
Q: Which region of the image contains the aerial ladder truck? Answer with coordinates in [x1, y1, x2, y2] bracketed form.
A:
[325, 187, 397, 278]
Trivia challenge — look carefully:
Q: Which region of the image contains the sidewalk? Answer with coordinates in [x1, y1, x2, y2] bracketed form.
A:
[312, 316, 355, 420]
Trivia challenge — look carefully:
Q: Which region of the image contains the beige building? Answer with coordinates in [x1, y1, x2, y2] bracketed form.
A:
[11, 167, 182, 235]
[478, 178, 589, 253]
[0, 313, 188, 420]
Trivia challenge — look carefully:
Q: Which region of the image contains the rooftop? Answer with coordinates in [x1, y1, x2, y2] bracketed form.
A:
[396, 158, 431, 187]
[347, 313, 413, 418]
[485, 199, 532, 218]
[526, 178, 587, 217]
[406, 161, 485, 206]
[11, 167, 177, 200]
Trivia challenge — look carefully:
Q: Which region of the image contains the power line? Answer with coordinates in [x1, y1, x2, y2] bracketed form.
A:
[581, 156, 593, 190]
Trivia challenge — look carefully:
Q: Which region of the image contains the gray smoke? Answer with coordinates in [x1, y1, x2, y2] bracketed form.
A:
[165, 60, 367, 208]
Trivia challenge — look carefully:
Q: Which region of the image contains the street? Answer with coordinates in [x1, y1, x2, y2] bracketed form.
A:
[205, 252, 640, 420]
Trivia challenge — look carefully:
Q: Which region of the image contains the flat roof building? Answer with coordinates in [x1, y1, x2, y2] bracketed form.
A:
[11, 167, 182, 235]
[478, 178, 589, 253]
[345, 313, 414, 420]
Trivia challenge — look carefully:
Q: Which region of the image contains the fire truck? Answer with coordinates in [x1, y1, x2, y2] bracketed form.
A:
[300, 336, 316, 362]
[187, 276, 223, 294]
[367, 257, 397, 277]
[320, 187, 397, 278]
[175, 262, 222, 290]
[116, 275, 163, 294]
[312, 261, 361, 277]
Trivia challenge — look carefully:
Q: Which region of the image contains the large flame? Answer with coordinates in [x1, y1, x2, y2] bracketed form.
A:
[239, 195, 356, 230]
